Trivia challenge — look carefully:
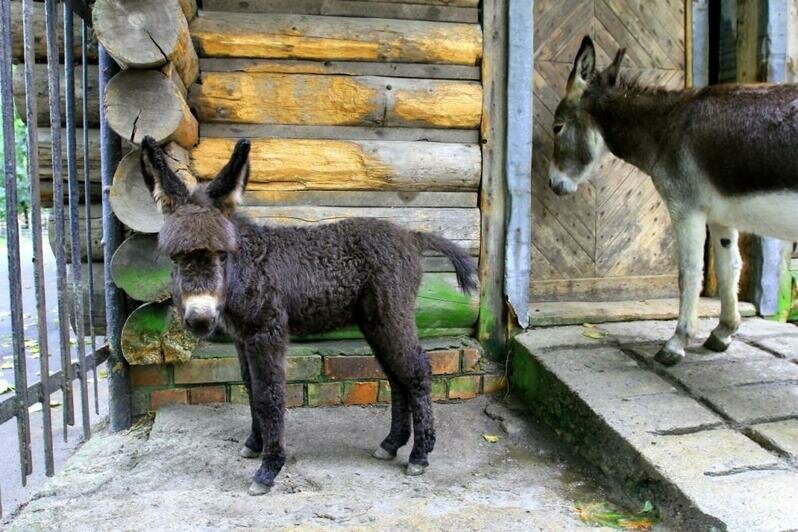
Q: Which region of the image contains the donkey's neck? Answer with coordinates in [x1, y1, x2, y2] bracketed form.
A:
[585, 85, 690, 174]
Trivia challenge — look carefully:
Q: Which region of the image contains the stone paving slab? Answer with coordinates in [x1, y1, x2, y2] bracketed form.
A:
[512, 318, 798, 531]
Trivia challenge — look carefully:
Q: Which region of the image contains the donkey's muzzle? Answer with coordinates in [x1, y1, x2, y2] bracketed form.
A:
[184, 310, 217, 338]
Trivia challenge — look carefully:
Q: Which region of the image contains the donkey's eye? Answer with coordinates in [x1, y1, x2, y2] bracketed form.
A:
[219, 252, 228, 263]
[553, 123, 565, 135]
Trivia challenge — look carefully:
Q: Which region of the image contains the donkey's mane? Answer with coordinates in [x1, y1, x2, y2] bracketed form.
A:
[584, 72, 694, 118]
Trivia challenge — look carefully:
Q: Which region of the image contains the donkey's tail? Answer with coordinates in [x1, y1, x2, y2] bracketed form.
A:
[413, 231, 478, 294]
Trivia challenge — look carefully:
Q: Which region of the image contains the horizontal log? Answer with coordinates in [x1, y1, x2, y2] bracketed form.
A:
[36, 128, 102, 183]
[191, 72, 482, 129]
[111, 143, 196, 233]
[40, 180, 102, 208]
[105, 70, 198, 148]
[190, 11, 482, 65]
[66, 262, 106, 337]
[243, 190, 477, 208]
[9, 2, 98, 63]
[121, 301, 196, 365]
[47, 203, 103, 263]
[199, 0, 477, 23]
[93, 0, 199, 87]
[13, 65, 100, 127]
[191, 138, 481, 192]
[199, 58, 480, 80]
[242, 205, 480, 254]
[199, 123, 480, 144]
[111, 234, 173, 302]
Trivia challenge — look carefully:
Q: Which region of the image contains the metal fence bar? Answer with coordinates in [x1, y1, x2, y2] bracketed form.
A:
[99, 46, 131, 432]
[22, 0, 56, 478]
[63, 3, 90, 439]
[81, 19, 99, 416]
[44, 0, 75, 440]
[0, 0, 33, 490]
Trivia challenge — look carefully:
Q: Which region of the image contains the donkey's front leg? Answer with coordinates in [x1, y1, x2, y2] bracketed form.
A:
[703, 223, 742, 352]
[234, 340, 262, 459]
[242, 331, 287, 496]
[656, 211, 707, 366]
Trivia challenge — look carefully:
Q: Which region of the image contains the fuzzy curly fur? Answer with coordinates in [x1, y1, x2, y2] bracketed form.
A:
[140, 136, 478, 490]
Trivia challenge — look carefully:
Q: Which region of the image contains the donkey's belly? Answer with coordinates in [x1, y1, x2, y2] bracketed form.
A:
[708, 190, 798, 241]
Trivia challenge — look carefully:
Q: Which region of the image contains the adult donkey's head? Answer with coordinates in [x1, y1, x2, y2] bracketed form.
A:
[140, 136, 250, 338]
[549, 36, 625, 195]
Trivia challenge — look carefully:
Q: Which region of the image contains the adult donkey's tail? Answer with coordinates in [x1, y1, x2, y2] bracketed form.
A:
[413, 232, 478, 294]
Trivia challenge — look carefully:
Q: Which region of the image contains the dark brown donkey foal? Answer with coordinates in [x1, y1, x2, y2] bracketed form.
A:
[139, 136, 477, 495]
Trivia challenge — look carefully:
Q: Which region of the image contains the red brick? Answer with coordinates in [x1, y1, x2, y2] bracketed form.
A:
[151, 389, 188, 410]
[447, 375, 480, 400]
[429, 350, 460, 375]
[483, 374, 507, 394]
[130, 365, 168, 387]
[174, 358, 241, 384]
[324, 356, 385, 380]
[286, 383, 305, 408]
[190, 386, 227, 404]
[343, 381, 379, 405]
[432, 378, 447, 401]
[462, 347, 482, 372]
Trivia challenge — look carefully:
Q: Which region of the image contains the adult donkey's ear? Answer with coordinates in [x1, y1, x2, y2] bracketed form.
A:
[601, 48, 626, 86]
[566, 36, 596, 99]
[140, 136, 190, 214]
[207, 139, 250, 215]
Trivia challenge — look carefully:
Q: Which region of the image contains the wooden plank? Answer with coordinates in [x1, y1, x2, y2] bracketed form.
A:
[531, 275, 680, 303]
[199, 123, 480, 144]
[359, 0, 478, 6]
[199, 58, 480, 80]
[476, 0, 508, 356]
[191, 72, 482, 129]
[9, 1, 97, 62]
[200, 0, 477, 23]
[13, 65, 100, 127]
[191, 138, 481, 192]
[242, 205, 480, 254]
[529, 297, 758, 327]
[243, 190, 477, 208]
[189, 10, 482, 66]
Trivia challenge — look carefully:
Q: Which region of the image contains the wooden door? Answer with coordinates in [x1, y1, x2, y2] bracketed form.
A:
[531, 0, 686, 302]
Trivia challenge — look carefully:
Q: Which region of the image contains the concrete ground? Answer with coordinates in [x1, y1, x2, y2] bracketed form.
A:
[513, 317, 798, 532]
[3, 396, 651, 531]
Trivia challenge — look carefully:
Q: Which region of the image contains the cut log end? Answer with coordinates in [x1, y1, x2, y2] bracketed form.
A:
[111, 233, 173, 303]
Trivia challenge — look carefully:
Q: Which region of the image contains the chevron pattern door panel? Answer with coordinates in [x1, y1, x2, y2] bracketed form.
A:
[532, 0, 686, 302]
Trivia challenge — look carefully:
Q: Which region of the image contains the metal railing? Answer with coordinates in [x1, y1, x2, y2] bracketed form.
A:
[0, 0, 129, 517]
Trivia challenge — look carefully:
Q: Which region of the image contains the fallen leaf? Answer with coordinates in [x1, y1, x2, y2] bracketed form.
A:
[582, 322, 596, 328]
[582, 331, 605, 340]
[576, 501, 655, 531]
[0, 361, 12, 369]
[99, 368, 108, 379]
[50, 400, 62, 408]
[0, 379, 14, 394]
[482, 434, 500, 443]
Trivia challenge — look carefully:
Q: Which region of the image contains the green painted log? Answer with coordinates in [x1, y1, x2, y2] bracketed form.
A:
[111, 234, 172, 302]
[121, 301, 196, 365]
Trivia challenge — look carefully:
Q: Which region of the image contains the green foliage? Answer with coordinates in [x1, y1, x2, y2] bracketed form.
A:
[0, 66, 31, 221]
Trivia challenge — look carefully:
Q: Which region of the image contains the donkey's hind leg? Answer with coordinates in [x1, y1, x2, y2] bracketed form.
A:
[372, 373, 412, 461]
[704, 223, 742, 352]
[235, 340, 263, 459]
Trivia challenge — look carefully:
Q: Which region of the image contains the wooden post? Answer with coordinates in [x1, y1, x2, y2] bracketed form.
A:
[92, 0, 199, 87]
[476, 0, 508, 358]
[104, 69, 198, 148]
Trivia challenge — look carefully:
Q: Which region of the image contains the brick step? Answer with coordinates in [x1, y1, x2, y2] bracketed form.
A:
[131, 337, 506, 414]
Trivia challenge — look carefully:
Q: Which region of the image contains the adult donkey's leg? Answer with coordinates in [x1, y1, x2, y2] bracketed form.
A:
[242, 329, 288, 495]
[704, 224, 742, 352]
[235, 340, 263, 459]
[656, 211, 707, 366]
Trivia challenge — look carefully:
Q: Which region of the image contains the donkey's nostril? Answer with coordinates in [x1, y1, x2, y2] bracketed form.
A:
[185, 312, 214, 336]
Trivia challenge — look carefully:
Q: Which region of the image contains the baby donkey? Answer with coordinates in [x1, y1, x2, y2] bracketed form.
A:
[140, 136, 477, 495]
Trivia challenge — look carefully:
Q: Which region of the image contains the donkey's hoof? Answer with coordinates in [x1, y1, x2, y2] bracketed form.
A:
[373, 447, 395, 461]
[405, 463, 426, 476]
[654, 346, 684, 366]
[247, 480, 271, 496]
[239, 446, 261, 459]
[703, 332, 731, 353]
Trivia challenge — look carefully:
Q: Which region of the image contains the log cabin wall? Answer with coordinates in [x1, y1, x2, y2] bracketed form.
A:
[531, 0, 687, 302]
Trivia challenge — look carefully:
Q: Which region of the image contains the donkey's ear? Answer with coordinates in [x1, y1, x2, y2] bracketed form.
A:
[207, 139, 250, 214]
[602, 48, 626, 86]
[140, 136, 190, 214]
[566, 36, 596, 99]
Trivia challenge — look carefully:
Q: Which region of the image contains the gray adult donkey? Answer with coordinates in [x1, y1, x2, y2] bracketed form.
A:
[139, 136, 477, 495]
[549, 36, 798, 366]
